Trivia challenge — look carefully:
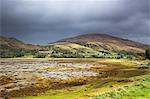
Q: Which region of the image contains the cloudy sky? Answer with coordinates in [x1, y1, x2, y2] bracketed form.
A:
[1, 0, 150, 44]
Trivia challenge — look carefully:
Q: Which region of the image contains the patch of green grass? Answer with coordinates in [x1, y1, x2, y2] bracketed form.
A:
[24, 78, 132, 99]
[97, 59, 138, 67]
[94, 75, 150, 99]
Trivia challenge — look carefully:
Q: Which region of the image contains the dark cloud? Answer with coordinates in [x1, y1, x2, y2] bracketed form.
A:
[1, 0, 150, 44]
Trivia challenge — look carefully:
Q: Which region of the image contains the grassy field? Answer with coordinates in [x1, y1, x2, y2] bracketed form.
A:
[0, 58, 149, 99]
[25, 75, 150, 99]
[95, 75, 150, 99]
[14, 59, 149, 99]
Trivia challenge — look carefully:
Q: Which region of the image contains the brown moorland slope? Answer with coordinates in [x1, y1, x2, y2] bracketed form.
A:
[0, 36, 44, 50]
[58, 33, 149, 52]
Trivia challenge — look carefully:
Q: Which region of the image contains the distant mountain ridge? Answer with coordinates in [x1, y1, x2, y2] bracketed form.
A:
[57, 33, 149, 52]
[0, 33, 149, 53]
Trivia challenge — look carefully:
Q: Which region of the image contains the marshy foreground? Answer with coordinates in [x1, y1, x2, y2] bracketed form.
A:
[0, 58, 149, 99]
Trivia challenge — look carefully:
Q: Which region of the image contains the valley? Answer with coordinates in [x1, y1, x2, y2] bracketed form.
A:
[0, 34, 150, 99]
[1, 0, 150, 98]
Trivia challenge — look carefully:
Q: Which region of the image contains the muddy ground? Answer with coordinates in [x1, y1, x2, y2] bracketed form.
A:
[0, 59, 149, 98]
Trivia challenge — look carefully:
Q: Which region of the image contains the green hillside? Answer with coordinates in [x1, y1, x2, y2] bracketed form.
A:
[0, 34, 148, 59]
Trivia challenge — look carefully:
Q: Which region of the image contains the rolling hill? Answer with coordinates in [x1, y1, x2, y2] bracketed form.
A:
[0, 36, 44, 50]
[45, 33, 150, 58]
[0, 33, 149, 58]
[58, 33, 149, 53]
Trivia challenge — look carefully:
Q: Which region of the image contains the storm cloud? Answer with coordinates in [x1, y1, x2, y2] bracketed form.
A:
[1, 0, 150, 44]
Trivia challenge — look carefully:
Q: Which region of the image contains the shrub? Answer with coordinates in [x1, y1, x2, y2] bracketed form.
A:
[145, 48, 150, 59]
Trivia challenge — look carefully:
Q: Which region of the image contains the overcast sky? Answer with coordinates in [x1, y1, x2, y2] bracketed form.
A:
[1, 0, 150, 44]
